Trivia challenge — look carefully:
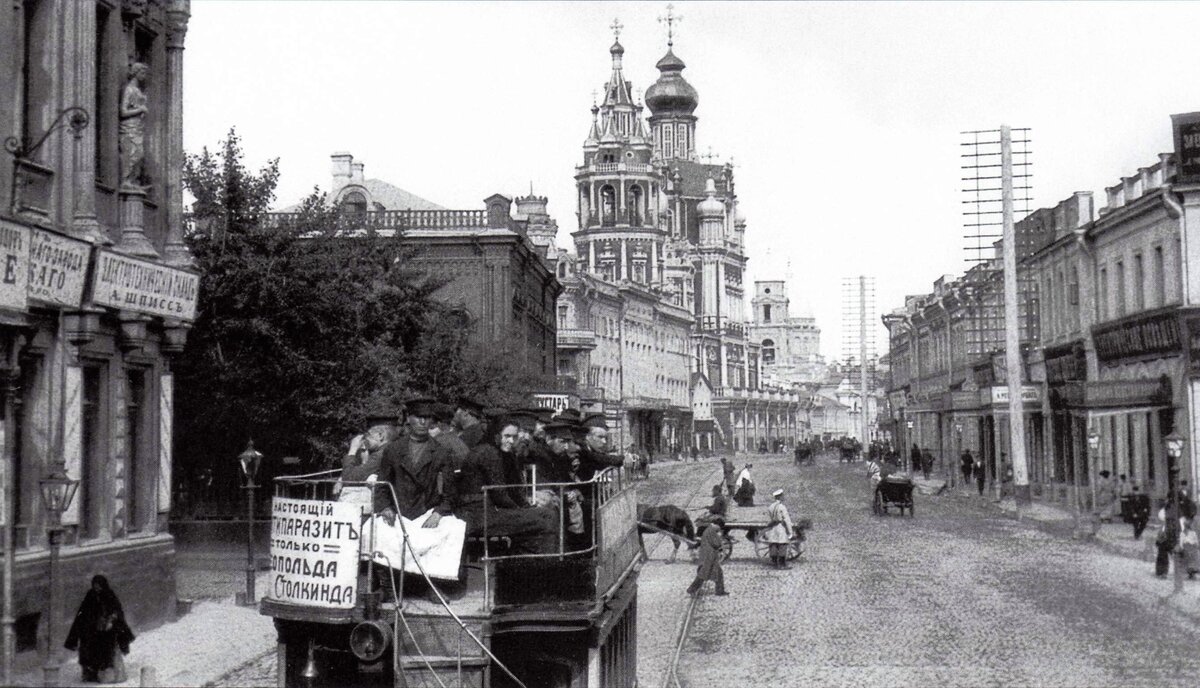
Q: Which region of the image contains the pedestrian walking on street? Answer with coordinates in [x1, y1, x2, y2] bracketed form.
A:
[960, 449, 974, 487]
[64, 574, 134, 684]
[973, 455, 986, 496]
[1090, 470, 1118, 536]
[921, 449, 933, 481]
[721, 456, 736, 497]
[1129, 484, 1152, 539]
[910, 443, 921, 473]
[763, 489, 794, 569]
[686, 515, 729, 596]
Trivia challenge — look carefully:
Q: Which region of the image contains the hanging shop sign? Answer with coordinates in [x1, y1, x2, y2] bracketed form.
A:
[89, 249, 199, 321]
[1172, 111, 1200, 183]
[1092, 308, 1183, 364]
[27, 228, 90, 308]
[532, 393, 576, 413]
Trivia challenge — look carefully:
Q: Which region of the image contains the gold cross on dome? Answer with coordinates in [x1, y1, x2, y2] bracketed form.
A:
[610, 18, 623, 41]
[701, 146, 719, 163]
[658, 4, 682, 47]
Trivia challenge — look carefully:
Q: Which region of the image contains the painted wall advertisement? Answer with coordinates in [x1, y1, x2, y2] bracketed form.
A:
[90, 249, 199, 321]
[269, 498, 361, 608]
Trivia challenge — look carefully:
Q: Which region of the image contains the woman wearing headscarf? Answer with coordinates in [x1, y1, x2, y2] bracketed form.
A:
[64, 574, 134, 683]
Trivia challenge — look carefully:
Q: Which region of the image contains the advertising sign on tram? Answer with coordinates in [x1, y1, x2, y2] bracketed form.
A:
[269, 498, 362, 609]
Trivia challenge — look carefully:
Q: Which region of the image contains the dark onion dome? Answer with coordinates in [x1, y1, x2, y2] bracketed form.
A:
[610, 40, 625, 56]
[645, 48, 698, 115]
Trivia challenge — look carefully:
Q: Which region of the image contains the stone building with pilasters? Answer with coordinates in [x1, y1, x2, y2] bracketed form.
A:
[1, 0, 197, 669]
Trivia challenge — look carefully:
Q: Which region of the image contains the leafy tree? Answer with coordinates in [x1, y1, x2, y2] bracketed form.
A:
[176, 129, 540, 493]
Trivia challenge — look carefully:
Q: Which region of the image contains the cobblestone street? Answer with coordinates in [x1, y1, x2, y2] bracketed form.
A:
[635, 452, 1200, 688]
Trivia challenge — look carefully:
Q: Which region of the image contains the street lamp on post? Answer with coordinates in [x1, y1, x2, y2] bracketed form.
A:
[1165, 430, 1186, 593]
[37, 467, 78, 688]
[1087, 430, 1101, 521]
[237, 441, 263, 607]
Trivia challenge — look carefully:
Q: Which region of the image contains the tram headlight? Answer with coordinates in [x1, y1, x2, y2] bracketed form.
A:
[350, 619, 392, 663]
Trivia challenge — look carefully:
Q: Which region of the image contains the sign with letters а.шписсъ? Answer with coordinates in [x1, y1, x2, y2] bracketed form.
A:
[269, 498, 361, 608]
[27, 228, 90, 308]
[90, 249, 199, 321]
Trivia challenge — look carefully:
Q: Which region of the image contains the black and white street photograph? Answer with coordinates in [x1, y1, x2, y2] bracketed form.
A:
[3, 1, 1200, 686]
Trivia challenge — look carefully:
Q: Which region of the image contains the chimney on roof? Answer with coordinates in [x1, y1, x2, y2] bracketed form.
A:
[331, 152, 353, 191]
[351, 161, 365, 183]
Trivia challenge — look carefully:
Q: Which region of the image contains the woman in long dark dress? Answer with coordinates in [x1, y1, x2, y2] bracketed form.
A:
[64, 575, 134, 683]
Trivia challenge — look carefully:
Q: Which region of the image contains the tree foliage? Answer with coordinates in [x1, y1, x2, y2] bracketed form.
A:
[176, 129, 541, 481]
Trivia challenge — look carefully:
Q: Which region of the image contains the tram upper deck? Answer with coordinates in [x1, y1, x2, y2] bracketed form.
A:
[259, 465, 642, 626]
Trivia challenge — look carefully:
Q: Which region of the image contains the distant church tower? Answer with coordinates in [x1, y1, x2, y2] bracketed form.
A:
[573, 25, 666, 287]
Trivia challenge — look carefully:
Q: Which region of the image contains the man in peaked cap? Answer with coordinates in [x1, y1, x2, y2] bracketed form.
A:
[343, 405, 400, 473]
[374, 396, 457, 528]
[538, 421, 579, 484]
[576, 413, 624, 481]
[430, 402, 469, 466]
[454, 397, 487, 450]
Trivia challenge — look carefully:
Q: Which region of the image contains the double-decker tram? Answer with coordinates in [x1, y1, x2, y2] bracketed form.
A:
[261, 466, 642, 687]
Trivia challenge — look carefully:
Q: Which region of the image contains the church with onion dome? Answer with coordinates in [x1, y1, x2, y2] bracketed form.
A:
[556, 14, 808, 455]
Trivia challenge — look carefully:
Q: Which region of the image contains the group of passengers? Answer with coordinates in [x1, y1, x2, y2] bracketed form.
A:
[339, 397, 624, 556]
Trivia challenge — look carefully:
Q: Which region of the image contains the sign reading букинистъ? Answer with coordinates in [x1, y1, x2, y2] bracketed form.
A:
[89, 249, 199, 321]
[269, 498, 361, 608]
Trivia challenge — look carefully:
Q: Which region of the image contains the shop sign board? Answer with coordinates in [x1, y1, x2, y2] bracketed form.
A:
[268, 498, 361, 609]
[90, 250, 199, 321]
[532, 393, 573, 412]
[27, 228, 90, 308]
[984, 385, 1041, 406]
[0, 223, 28, 310]
[1172, 111, 1200, 182]
[1092, 309, 1182, 363]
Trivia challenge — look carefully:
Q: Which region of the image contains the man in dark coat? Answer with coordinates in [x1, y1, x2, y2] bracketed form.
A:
[960, 450, 974, 486]
[1129, 484, 1152, 539]
[721, 457, 736, 497]
[686, 515, 728, 596]
[454, 397, 487, 450]
[454, 418, 557, 554]
[375, 398, 457, 527]
[577, 413, 625, 480]
[973, 454, 986, 496]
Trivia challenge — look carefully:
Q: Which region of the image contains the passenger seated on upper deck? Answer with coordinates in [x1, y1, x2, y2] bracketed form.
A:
[430, 402, 470, 467]
[543, 422, 587, 539]
[374, 397, 457, 528]
[513, 407, 559, 485]
[576, 413, 625, 481]
[337, 407, 400, 512]
[454, 416, 558, 554]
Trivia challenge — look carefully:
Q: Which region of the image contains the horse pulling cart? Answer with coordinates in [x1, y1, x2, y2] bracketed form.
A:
[873, 475, 915, 516]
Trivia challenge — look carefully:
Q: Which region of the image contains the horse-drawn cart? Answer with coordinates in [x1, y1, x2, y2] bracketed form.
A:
[873, 475, 915, 516]
[720, 519, 811, 562]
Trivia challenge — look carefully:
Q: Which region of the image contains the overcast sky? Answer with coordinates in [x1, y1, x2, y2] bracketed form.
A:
[184, 1, 1200, 361]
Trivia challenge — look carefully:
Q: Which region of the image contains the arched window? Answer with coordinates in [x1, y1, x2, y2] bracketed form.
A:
[600, 185, 616, 226]
[663, 125, 675, 158]
[677, 124, 688, 157]
[762, 339, 776, 365]
[628, 185, 643, 226]
[341, 190, 367, 215]
[558, 262, 568, 278]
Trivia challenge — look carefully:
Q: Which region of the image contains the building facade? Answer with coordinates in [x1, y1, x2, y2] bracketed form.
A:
[747, 280, 825, 388]
[2, 0, 199, 664]
[272, 156, 561, 382]
[557, 29, 807, 454]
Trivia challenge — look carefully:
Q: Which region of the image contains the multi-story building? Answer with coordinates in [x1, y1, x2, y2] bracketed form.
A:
[2, 0, 199, 666]
[747, 280, 825, 387]
[557, 28, 806, 454]
[1028, 151, 1189, 507]
[272, 154, 561, 381]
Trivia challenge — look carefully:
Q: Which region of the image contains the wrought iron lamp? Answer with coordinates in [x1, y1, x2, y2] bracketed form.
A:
[237, 440, 263, 607]
[38, 467, 78, 687]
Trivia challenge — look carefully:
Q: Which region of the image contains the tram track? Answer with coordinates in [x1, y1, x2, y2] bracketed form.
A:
[637, 462, 724, 688]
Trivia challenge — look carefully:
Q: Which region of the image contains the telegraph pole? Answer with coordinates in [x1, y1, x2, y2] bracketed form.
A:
[1001, 125, 1030, 513]
[860, 276, 869, 451]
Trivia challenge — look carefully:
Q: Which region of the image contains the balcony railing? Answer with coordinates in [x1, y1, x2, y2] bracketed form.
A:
[557, 328, 598, 350]
[697, 315, 745, 338]
[266, 209, 489, 232]
[583, 210, 657, 229]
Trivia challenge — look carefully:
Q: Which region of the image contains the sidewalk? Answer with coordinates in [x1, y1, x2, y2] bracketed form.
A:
[920, 477, 1200, 624]
[13, 570, 277, 688]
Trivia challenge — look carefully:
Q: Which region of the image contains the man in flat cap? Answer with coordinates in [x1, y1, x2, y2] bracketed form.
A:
[337, 406, 400, 511]
[686, 515, 729, 597]
[374, 397, 458, 529]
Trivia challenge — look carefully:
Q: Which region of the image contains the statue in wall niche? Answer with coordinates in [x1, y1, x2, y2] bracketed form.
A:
[119, 62, 150, 191]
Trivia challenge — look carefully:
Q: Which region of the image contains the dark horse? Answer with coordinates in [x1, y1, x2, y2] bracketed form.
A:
[637, 503, 696, 562]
